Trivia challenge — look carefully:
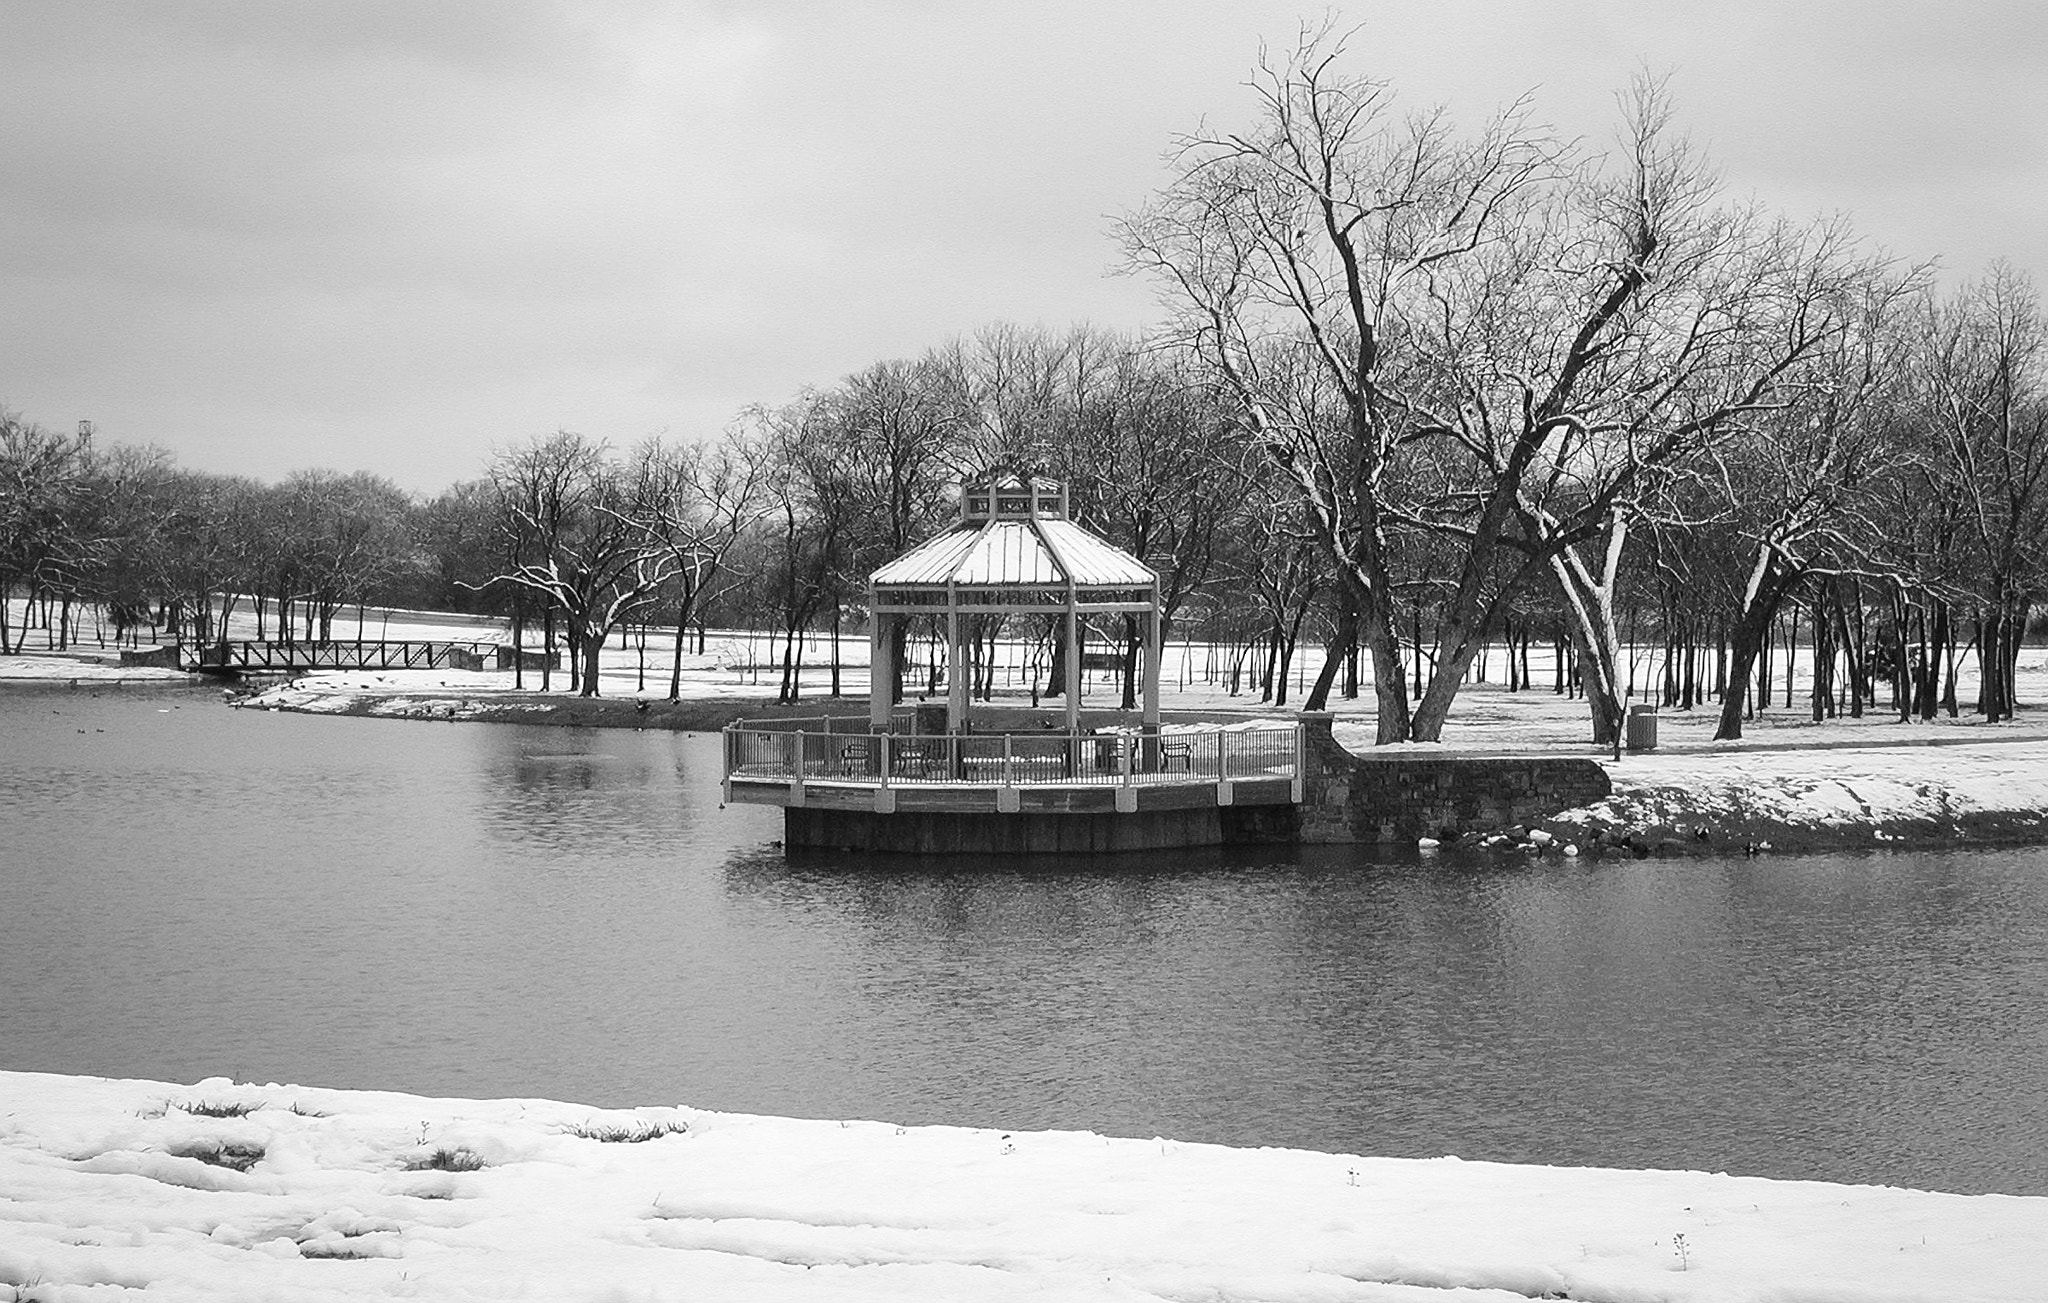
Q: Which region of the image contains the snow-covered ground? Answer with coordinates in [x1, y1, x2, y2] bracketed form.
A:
[235, 656, 777, 716]
[18, 601, 2048, 845]
[1547, 736, 2048, 848]
[3, 1071, 2041, 1303]
[0, 651, 194, 682]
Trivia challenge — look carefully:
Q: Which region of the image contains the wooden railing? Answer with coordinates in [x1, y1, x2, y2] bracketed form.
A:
[192, 640, 497, 672]
[723, 720, 1301, 789]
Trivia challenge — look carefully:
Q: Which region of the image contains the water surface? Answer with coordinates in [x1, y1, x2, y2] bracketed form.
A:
[3, 683, 2042, 1195]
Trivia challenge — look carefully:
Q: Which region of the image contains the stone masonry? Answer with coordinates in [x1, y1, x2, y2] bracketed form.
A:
[1294, 712, 1612, 845]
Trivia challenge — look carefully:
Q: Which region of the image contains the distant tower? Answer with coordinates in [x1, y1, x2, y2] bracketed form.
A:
[76, 419, 94, 451]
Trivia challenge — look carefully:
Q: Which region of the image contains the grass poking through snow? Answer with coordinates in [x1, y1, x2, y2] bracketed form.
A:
[566, 1119, 689, 1144]
[405, 1147, 487, 1172]
[176, 1099, 263, 1118]
[167, 1140, 266, 1172]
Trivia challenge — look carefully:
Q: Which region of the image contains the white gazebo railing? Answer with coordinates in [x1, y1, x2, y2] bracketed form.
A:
[724, 719, 1302, 792]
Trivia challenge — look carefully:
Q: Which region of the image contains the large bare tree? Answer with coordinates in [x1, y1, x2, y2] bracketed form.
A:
[1125, 29, 1874, 744]
[1122, 24, 1558, 740]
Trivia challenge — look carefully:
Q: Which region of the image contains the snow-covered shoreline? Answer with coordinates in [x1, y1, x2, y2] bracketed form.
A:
[1535, 736, 2048, 854]
[231, 666, 2048, 853]
[17, 650, 2048, 852]
[2, 1069, 2040, 1301]
[0, 651, 197, 684]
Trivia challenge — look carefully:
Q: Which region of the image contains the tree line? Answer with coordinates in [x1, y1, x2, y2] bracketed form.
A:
[4, 30, 2046, 742]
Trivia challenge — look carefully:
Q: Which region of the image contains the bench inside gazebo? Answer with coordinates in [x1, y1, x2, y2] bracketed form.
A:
[722, 468, 1303, 853]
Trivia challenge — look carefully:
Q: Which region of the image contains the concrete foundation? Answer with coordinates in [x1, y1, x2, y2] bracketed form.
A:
[786, 804, 1297, 855]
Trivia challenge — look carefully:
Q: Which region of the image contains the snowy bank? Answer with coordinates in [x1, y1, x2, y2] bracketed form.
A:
[2, 1071, 2041, 1302]
[1536, 737, 2048, 853]
[233, 667, 794, 731]
[0, 651, 195, 683]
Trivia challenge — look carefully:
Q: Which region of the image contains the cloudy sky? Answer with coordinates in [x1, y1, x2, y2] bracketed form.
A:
[3, 1, 2043, 492]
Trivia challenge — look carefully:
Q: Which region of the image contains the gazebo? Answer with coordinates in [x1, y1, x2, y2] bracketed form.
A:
[867, 467, 1161, 738]
[719, 465, 1305, 854]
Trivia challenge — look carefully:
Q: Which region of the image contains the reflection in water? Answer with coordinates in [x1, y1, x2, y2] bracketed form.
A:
[2, 683, 2043, 1195]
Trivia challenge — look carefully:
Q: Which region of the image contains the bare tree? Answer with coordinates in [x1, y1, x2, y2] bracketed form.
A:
[1914, 263, 2048, 722]
[1707, 268, 1926, 739]
[484, 432, 675, 697]
[278, 470, 420, 641]
[0, 412, 94, 653]
[1127, 32, 1872, 745]
[1063, 337, 1239, 708]
[635, 429, 771, 701]
[1121, 23, 1563, 742]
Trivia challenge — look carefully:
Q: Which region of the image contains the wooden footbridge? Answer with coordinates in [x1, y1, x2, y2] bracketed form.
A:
[191, 640, 497, 674]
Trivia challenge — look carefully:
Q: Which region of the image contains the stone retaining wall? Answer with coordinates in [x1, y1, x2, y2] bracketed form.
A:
[117, 645, 182, 669]
[1294, 712, 1612, 844]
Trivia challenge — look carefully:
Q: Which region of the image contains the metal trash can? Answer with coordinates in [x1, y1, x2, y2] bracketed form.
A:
[1625, 704, 1659, 752]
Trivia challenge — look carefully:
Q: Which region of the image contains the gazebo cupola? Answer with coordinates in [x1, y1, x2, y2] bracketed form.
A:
[868, 466, 1162, 736]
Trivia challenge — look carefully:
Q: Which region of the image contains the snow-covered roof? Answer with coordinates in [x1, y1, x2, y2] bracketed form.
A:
[864, 471, 1155, 614]
[869, 469, 1157, 613]
[871, 518, 1155, 590]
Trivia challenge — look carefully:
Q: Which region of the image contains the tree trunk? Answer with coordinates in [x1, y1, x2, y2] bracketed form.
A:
[580, 626, 604, 697]
[1714, 616, 1764, 742]
[541, 606, 555, 692]
[1120, 612, 1140, 711]
[1939, 601, 1960, 717]
[1348, 572, 1411, 743]
[1809, 580, 1834, 723]
[1303, 595, 1357, 711]
[668, 591, 694, 702]
[1714, 560, 1799, 742]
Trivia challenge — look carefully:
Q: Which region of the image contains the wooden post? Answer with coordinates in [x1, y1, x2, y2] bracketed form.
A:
[1141, 602, 1162, 771]
[869, 612, 892, 733]
[1063, 604, 1083, 775]
[1143, 604, 1162, 727]
[947, 590, 968, 734]
[1064, 606, 1081, 735]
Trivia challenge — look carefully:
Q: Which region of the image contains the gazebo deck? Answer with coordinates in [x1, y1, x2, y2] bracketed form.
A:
[722, 716, 1304, 815]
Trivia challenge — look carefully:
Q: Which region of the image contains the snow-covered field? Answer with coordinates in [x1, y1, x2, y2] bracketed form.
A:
[3, 1070, 2041, 1303]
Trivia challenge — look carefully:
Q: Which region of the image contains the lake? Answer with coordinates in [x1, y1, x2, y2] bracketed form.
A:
[3, 682, 2043, 1195]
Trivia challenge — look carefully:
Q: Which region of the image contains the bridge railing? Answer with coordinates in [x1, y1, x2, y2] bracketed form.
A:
[193, 640, 499, 671]
[729, 710, 919, 736]
[723, 721, 1302, 788]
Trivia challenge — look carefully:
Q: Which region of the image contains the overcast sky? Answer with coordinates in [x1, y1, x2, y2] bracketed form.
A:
[3, 1, 2043, 492]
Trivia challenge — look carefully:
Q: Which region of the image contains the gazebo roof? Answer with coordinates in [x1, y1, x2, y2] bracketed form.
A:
[868, 471, 1157, 615]
[873, 518, 1154, 589]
